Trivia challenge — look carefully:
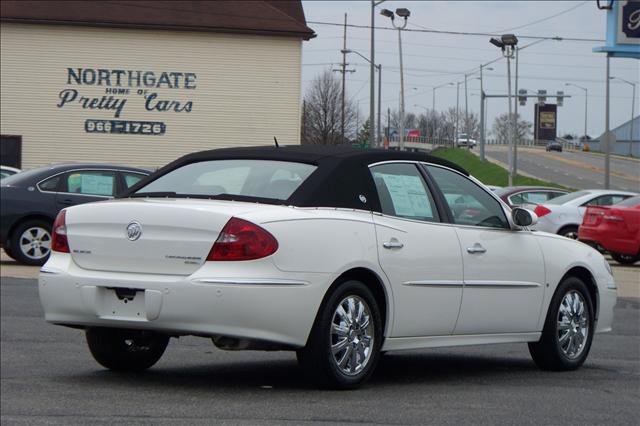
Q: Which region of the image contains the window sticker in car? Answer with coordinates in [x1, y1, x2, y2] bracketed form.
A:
[80, 174, 114, 196]
[376, 173, 433, 218]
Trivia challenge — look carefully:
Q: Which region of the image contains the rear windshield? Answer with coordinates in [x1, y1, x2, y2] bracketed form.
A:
[0, 167, 45, 185]
[615, 196, 640, 207]
[134, 160, 316, 200]
[546, 190, 589, 205]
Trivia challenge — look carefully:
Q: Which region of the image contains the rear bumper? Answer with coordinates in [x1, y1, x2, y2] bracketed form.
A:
[579, 227, 639, 256]
[38, 253, 331, 347]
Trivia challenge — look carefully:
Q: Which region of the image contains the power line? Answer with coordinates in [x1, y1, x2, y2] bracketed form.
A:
[490, 1, 589, 33]
[307, 20, 605, 43]
[304, 48, 637, 71]
[317, 36, 602, 58]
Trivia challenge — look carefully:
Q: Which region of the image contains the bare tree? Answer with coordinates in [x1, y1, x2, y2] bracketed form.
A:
[491, 113, 533, 144]
[387, 110, 418, 136]
[301, 70, 356, 145]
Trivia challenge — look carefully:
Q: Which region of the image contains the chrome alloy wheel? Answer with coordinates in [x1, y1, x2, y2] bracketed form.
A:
[557, 291, 589, 359]
[19, 226, 51, 260]
[330, 295, 374, 376]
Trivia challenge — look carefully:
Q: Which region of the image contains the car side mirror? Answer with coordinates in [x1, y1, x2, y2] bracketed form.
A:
[512, 207, 538, 227]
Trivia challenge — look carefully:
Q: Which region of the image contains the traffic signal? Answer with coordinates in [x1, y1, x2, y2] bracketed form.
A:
[518, 89, 527, 106]
[556, 91, 564, 107]
[537, 89, 547, 104]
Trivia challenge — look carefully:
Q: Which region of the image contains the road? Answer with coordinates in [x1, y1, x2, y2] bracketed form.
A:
[2, 276, 639, 425]
[483, 146, 640, 191]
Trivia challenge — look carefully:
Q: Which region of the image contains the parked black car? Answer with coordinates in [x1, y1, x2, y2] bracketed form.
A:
[1, 164, 149, 265]
[546, 141, 563, 152]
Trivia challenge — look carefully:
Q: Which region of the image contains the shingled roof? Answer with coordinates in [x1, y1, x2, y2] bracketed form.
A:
[0, 0, 316, 40]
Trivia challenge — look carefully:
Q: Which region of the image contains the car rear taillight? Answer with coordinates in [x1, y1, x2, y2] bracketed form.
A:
[207, 217, 278, 261]
[51, 210, 70, 253]
[534, 205, 551, 218]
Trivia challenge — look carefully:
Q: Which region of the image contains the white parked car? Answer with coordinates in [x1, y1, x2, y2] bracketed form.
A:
[0, 165, 21, 180]
[39, 146, 617, 389]
[532, 189, 637, 239]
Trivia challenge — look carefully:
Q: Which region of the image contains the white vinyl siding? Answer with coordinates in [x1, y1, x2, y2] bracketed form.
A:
[0, 23, 302, 170]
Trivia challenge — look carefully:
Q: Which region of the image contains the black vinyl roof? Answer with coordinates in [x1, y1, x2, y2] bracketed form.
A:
[122, 145, 468, 212]
[161, 145, 468, 175]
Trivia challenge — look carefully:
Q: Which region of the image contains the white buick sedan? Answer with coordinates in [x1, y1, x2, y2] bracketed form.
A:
[39, 146, 617, 389]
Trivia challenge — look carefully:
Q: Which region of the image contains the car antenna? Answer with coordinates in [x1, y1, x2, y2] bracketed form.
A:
[274, 136, 279, 147]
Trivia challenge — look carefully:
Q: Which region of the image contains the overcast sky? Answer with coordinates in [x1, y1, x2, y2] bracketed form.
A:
[301, 0, 639, 138]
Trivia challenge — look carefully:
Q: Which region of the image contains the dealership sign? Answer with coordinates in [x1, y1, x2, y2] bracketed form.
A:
[56, 68, 197, 135]
[593, 0, 640, 59]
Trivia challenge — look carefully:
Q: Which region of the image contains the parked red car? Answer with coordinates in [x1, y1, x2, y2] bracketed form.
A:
[578, 196, 640, 265]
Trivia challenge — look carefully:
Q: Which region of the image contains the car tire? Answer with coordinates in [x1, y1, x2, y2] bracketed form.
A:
[610, 252, 639, 265]
[558, 225, 579, 240]
[297, 280, 382, 390]
[528, 276, 594, 371]
[9, 219, 52, 266]
[3, 247, 16, 260]
[86, 327, 170, 371]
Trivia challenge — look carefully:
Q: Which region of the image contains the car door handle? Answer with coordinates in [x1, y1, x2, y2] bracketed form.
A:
[58, 198, 75, 206]
[466, 243, 487, 254]
[383, 238, 404, 249]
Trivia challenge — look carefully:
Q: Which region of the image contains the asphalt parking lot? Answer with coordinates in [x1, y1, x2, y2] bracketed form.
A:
[1, 262, 639, 425]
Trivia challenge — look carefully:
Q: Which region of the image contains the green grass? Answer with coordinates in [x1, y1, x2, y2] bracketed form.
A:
[431, 148, 573, 190]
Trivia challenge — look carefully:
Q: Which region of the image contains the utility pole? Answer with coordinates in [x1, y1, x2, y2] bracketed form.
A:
[333, 15, 355, 145]
[341, 14, 347, 144]
[387, 107, 391, 144]
[465, 73, 469, 147]
[455, 82, 460, 148]
[605, 56, 611, 189]
[377, 65, 382, 148]
[513, 46, 519, 184]
[398, 27, 406, 151]
[480, 64, 485, 160]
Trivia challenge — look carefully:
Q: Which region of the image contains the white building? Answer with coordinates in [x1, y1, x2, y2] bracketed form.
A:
[0, 1, 314, 170]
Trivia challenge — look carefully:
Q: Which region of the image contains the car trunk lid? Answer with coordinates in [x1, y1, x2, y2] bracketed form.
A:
[65, 198, 257, 275]
[583, 206, 609, 227]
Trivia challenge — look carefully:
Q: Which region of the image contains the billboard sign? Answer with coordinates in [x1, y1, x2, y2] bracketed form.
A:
[535, 103, 557, 142]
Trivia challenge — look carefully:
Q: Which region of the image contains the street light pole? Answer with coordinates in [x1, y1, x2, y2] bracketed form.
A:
[565, 83, 588, 142]
[432, 82, 454, 112]
[610, 77, 637, 157]
[371, 1, 386, 148]
[490, 34, 518, 187]
[381, 8, 410, 150]
[506, 51, 514, 186]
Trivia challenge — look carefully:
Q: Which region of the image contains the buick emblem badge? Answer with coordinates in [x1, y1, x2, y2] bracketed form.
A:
[126, 221, 142, 241]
